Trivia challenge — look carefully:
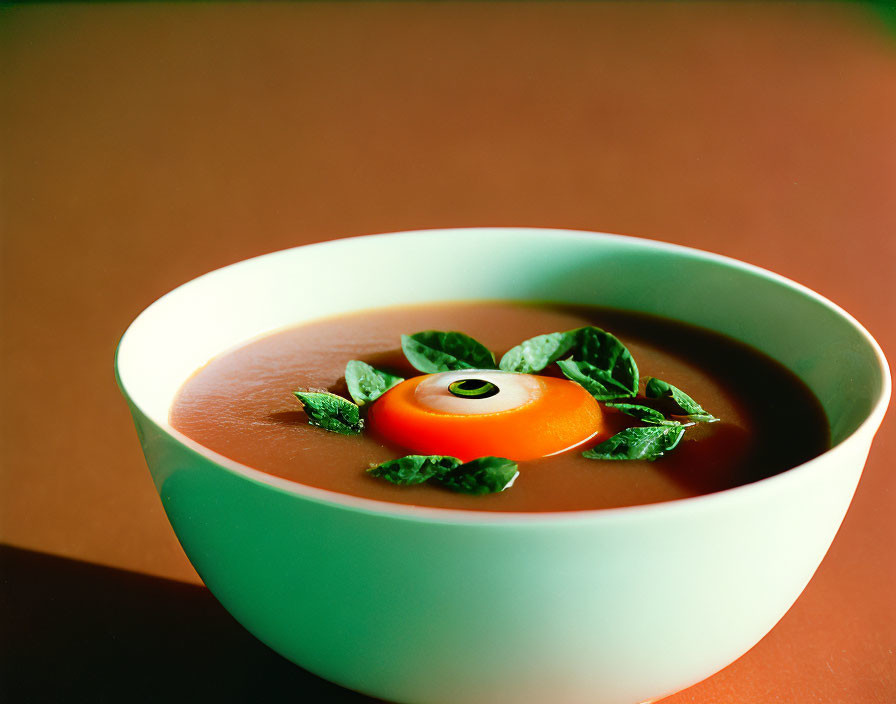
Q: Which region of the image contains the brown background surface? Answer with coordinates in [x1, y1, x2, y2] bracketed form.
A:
[1, 2, 894, 702]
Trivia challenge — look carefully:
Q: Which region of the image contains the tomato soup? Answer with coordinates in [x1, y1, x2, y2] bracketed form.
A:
[169, 302, 828, 512]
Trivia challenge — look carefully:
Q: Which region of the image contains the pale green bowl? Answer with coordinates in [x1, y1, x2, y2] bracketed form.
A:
[116, 229, 889, 704]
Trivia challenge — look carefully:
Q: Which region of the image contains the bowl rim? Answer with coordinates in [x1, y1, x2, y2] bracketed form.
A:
[115, 227, 892, 525]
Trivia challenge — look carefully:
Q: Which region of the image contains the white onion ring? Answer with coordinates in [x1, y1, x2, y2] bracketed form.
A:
[414, 370, 542, 416]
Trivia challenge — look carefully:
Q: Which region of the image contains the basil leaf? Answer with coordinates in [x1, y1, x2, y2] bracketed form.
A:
[499, 330, 579, 373]
[569, 326, 638, 397]
[401, 331, 497, 373]
[345, 360, 403, 405]
[582, 425, 686, 461]
[292, 390, 363, 434]
[645, 378, 719, 423]
[436, 456, 519, 495]
[505, 325, 638, 398]
[556, 359, 635, 401]
[367, 455, 518, 495]
[367, 455, 461, 485]
[604, 402, 683, 426]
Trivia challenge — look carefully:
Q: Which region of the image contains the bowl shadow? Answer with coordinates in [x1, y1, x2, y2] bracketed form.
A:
[0, 545, 381, 703]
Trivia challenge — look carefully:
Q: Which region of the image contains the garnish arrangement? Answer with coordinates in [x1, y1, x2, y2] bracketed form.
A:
[293, 327, 718, 496]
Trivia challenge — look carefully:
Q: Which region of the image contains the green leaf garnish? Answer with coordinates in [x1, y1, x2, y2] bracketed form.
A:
[367, 455, 518, 495]
[437, 456, 520, 495]
[499, 330, 580, 373]
[292, 390, 363, 434]
[345, 360, 403, 405]
[582, 425, 686, 461]
[504, 326, 638, 398]
[645, 378, 719, 423]
[367, 455, 460, 485]
[557, 359, 636, 401]
[604, 402, 684, 426]
[568, 326, 639, 397]
[401, 331, 497, 373]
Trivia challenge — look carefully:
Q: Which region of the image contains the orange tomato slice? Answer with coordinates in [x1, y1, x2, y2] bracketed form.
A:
[368, 370, 603, 462]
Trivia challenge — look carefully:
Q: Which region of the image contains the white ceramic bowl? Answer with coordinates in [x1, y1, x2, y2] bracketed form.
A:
[116, 229, 890, 704]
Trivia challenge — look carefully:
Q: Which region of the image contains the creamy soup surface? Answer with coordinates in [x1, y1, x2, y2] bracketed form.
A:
[170, 302, 829, 512]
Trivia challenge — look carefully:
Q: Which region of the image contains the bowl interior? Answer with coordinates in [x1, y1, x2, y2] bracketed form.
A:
[117, 228, 889, 454]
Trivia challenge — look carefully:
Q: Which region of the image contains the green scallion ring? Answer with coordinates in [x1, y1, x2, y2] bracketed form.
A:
[448, 378, 500, 399]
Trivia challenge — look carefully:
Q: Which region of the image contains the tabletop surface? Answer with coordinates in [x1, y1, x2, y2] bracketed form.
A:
[1, 2, 894, 702]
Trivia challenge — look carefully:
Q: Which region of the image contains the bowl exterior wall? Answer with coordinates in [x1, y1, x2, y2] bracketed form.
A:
[129, 404, 868, 704]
